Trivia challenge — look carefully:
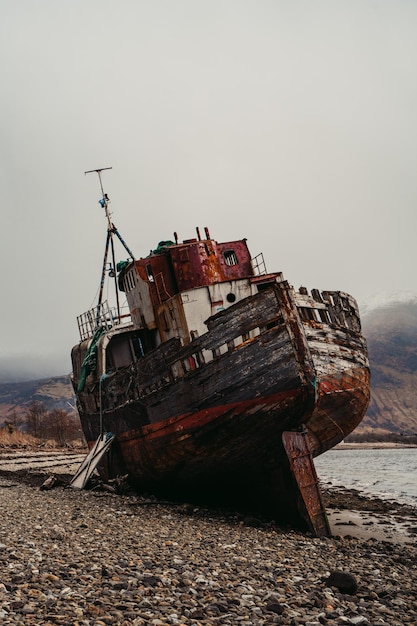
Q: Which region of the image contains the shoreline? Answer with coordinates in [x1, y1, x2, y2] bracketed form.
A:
[321, 484, 417, 546]
[1, 445, 416, 547]
[334, 442, 417, 450]
[1, 460, 416, 548]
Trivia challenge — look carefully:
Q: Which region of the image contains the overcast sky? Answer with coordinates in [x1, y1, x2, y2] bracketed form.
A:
[1, 0, 416, 381]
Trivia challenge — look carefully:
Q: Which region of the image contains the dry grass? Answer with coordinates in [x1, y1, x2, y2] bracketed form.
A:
[0, 429, 87, 450]
[0, 429, 39, 448]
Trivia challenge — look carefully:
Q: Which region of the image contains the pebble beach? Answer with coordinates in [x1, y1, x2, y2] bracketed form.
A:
[1, 463, 416, 626]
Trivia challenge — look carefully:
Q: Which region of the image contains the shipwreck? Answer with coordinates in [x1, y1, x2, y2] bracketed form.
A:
[71, 168, 370, 536]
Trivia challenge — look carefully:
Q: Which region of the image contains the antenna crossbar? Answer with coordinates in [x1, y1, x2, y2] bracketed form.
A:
[84, 167, 113, 174]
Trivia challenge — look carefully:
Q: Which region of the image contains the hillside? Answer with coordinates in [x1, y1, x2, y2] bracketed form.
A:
[0, 376, 75, 422]
[358, 299, 417, 435]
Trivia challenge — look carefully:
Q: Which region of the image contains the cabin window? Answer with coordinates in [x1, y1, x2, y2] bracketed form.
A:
[124, 269, 137, 293]
[146, 264, 155, 282]
[299, 307, 317, 322]
[317, 309, 330, 324]
[224, 250, 238, 266]
[107, 335, 134, 370]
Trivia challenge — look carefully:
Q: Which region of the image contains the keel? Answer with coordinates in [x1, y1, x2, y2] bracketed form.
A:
[282, 430, 331, 537]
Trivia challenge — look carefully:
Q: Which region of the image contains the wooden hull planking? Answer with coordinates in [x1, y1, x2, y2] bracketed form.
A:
[74, 284, 369, 532]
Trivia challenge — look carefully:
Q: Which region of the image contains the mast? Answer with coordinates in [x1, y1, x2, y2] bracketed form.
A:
[85, 166, 113, 229]
[84, 167, 135, 323]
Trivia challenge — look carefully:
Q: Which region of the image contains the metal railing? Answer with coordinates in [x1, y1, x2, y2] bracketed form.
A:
[77, 300, 131, 341]
[251, 252, 267, 276]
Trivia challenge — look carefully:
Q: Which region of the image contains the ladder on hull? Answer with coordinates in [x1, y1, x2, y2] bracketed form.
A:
[70, 433, 115, 490]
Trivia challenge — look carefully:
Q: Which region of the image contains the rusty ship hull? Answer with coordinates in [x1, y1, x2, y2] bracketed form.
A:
[78, 365, 369, 522]
[72, 248, 369, 534]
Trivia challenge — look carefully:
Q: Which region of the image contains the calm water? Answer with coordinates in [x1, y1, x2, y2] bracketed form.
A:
[314, 448, 417, 507]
